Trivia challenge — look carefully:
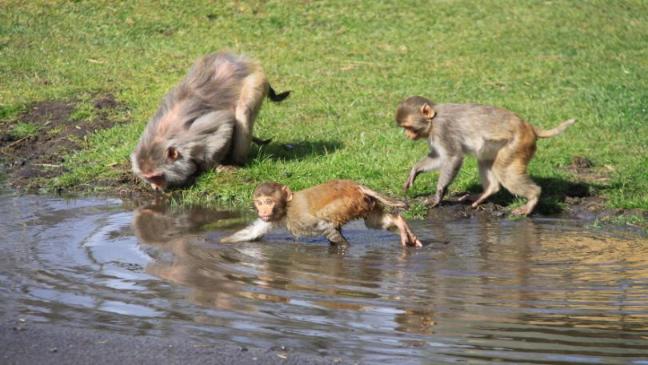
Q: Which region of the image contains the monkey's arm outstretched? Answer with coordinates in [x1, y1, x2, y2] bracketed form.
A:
[221, 219, 274, 243]
[403, 151, 445, 192]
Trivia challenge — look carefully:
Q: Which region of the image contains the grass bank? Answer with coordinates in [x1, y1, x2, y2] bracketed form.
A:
[1, 0, 646, 218]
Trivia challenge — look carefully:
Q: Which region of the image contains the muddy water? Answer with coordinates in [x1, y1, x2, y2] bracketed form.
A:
[1, 194, 648, 364]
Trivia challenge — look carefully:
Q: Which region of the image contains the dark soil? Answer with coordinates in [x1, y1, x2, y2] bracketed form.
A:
[0, 94, 130, 191]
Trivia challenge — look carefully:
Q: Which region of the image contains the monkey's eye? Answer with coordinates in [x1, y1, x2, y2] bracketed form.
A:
[166, 146, 182, 161]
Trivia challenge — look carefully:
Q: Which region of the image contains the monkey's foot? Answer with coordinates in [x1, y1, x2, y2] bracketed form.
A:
[326, 230, 348, 245]
[252, 136, 272, 146]
[328, 239, 349, 246]
[511, 206, 531, 216]
[424, 196, 441, 207]
[216, 165, 239, 173]
[457, 193, 481, 204]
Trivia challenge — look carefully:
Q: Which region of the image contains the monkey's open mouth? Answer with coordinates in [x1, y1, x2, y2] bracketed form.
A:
[259, 215, 272, 221]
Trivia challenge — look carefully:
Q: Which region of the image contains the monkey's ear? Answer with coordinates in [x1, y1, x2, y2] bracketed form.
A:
[167, 146, 181, 161]
[420, 103, 436, 119]
[282, 186, 293, 202]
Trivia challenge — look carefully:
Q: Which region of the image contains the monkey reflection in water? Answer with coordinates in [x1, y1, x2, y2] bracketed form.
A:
[132, 206, 287, 310]
[221, 180, 423, 247]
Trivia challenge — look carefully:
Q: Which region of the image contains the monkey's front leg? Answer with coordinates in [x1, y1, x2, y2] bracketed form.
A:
[221, 219, 274, 243]
[323, 226, 349, 246]
[427, 157, 464, 207]
[403, 153, 443, 192]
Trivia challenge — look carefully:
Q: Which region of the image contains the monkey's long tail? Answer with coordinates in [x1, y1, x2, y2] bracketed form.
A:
[359, 186, 408, 209]
[535, 118, 576, 138]
[268, 85, 291, 102]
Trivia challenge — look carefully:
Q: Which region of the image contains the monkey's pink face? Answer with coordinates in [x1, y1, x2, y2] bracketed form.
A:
[144, 172, 166, 192]
[254, 199, 275, 221]
[132, 144, 190, 192]
[254, 196, 279, 222]
[134, 157, 167, 191]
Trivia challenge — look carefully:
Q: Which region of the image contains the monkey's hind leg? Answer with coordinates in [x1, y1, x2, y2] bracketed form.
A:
[470, 159, 501, 208]
[231, 70, 268, 165]
[364, 208, 422, 247]
[493, 157, 541, 216]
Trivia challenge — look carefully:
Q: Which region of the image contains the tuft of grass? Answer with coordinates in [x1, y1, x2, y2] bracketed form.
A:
[0, 0, 646, 215]
[10, 122, 40, 139]
[69, 101, 96, 122]
[0, 104, 25, 121]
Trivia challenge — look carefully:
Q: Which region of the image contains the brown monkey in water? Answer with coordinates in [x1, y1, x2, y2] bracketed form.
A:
[221, 180, 423, 247]
[131, 51, 290, 191]
[396, 96, 576, 216]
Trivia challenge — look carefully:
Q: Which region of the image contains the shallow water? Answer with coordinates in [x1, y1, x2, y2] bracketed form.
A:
[1, 194, 648, 364]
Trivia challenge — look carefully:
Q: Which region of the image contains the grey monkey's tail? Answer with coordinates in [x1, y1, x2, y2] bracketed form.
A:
[359, 186, 409, 209]
[535, 118, 576, 138]
[268, 85, 291, 102]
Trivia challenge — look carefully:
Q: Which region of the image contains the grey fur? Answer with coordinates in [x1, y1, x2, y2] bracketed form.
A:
[398, 96, 575, 214]
[131, 52, 266, 190]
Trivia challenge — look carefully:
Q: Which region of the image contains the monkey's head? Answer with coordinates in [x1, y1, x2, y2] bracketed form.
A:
[252, 182, 293, 222]
[131, 141, 197, 192]
[396, 96, 436, 140]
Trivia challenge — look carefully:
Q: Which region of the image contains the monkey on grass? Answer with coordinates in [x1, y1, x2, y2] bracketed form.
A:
[221, 180, 423, 247]
[131, 51, 290, 192]
[396, 96, 576, 216]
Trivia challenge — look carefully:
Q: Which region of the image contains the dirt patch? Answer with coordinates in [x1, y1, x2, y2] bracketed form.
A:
[0, 94, 127, 191]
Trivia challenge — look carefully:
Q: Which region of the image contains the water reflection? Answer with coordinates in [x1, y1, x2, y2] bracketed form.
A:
[1, 194, 648, 364]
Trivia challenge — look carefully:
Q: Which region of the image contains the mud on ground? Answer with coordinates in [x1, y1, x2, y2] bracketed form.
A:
[0, 94, 138, 192]
[0, 98, 645, 230]
[0, 93, 158, 199]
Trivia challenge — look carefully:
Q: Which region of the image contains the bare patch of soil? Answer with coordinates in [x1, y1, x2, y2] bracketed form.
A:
[0, 94, 126, 191]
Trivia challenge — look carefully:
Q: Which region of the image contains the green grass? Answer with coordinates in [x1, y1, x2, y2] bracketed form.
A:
[9, 122, 40, 139]
[1, 0, 647, 213]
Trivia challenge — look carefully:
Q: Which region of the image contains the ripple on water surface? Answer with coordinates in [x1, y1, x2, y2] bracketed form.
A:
[1, 194, 647, 364]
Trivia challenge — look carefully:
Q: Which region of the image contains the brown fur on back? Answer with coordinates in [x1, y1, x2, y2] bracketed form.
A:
[288, 180, 374, 228]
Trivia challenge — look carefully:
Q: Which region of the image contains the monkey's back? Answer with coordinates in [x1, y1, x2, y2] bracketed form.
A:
[436, 103, 528, 135]
[287, 180, 373, 232]
[434, 103, 536, 157]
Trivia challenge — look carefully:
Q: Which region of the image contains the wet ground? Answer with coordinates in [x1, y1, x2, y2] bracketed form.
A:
[1, 193, 648, 364]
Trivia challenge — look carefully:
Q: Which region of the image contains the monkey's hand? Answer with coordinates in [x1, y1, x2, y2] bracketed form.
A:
[220, 219, 274, 243]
